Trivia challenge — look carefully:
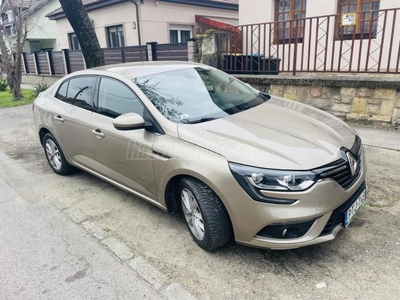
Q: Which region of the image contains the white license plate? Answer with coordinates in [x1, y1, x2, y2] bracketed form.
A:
[344, 189, 366, 228]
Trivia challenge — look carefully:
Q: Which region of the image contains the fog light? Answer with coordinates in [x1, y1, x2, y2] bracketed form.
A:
[256, 220, 315, 239]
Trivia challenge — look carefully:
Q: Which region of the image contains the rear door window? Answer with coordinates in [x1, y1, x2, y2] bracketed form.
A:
[66, 77, 95, 111]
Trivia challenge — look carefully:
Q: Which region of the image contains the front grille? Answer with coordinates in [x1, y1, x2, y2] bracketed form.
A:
[313, 136, 363, 189]
[320, 182, 366, 236]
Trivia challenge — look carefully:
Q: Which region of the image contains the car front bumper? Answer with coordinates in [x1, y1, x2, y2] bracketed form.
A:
[219, 152, 367, 250]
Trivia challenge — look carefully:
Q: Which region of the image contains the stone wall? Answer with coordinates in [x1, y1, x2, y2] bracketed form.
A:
[236, 75, 400, 127]
[195, 30, 219, 68]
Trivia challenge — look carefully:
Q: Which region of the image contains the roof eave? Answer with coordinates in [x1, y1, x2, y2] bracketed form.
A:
[46, 0, 238, 20]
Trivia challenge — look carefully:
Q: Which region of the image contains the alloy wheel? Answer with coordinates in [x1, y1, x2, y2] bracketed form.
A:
[181, 188, 205, 241]
[45, 139, 62, 171]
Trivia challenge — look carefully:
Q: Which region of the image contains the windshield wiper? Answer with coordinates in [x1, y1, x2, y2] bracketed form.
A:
[187, 117, 219, 124]
[259, 92, 271, 100]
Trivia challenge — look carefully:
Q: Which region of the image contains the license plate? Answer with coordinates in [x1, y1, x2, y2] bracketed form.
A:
[344, 189, 366, 228]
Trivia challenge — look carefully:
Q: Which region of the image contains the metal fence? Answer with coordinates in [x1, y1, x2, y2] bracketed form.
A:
[218, 8, 400, 75]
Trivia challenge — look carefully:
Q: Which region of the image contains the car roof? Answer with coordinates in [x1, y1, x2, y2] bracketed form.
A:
[91, 61, 204, 79]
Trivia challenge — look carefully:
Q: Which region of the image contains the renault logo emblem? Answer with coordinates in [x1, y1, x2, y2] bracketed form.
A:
[346, 152, 357, 177]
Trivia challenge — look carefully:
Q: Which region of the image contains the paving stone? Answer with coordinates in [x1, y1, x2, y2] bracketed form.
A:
[65, 208, 88, 223]
[161, 283, 196, 300]
[102, 237, 134, 261]
[82, 221, 109, 240]
[128, 257, 168, 290]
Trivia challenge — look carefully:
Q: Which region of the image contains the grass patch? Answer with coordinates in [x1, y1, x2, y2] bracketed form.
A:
[0, 89, 36, 108]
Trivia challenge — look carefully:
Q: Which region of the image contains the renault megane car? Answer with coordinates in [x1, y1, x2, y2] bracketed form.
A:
[33, 62, 367, 251]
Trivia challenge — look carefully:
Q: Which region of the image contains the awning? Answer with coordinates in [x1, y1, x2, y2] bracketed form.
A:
[195, 15, 239, 29]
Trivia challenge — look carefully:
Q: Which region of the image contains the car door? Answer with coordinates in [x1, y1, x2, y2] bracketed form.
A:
[50, 76, 97, 169]
[90, 76, 158, 200]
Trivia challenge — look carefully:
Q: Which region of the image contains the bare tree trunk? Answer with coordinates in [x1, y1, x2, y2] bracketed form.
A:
[59, 0, 105, 68]
[0, 0, 30, 100]
[8, 68, 23, 99]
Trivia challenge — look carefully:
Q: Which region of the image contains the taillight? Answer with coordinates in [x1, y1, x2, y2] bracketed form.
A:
[32, 102, 35, 111]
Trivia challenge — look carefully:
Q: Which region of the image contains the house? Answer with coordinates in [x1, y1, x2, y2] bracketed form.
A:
[46, 0, 239, 50]
[234, 0, 400, 73]
[1, 0, 61, 52]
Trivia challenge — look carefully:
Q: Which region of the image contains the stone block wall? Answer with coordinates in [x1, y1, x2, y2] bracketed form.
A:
[236, 75, 400, 127]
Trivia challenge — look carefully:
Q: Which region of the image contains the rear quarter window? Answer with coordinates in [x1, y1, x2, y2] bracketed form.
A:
[55, 80, 68, 101]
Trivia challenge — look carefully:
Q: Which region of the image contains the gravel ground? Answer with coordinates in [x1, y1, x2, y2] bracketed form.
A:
[0, 105, 399, 299]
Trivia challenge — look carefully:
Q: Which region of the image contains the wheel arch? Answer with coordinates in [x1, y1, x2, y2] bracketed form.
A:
[39, 127, 52, 146]
[164, 173, 235, 235]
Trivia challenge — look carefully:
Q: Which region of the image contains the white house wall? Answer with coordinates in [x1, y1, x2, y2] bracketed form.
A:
[54, 1, 238, 49]
[238, 0, 400, 72]
[139, 1, 238, 44]
[55, 2, 140, 49]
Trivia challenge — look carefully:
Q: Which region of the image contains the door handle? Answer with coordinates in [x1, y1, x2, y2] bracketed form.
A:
[91, 129, 105, 139]
[54, 115, 65, 123]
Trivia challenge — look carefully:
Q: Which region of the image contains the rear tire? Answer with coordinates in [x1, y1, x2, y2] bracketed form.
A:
[43, 133, 74, 175]
[178, 178, 232, 251]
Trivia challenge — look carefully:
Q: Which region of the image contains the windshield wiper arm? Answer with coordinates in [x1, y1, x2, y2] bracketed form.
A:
[187, 117, 218, 124]
[259, 92, 271, 100]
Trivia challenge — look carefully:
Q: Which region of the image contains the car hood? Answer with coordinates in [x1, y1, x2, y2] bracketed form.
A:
[177, 97, 356, 170]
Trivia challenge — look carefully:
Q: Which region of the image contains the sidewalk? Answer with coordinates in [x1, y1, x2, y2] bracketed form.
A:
[0, 170, 162, 300]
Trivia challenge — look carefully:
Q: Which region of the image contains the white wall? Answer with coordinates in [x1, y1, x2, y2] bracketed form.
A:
[237, 0, 400, 72]
[54, 1, 238, 49]
[140, 1, 238, 44]
[55, 1, 140, 49]
[239, 0, 397, 24]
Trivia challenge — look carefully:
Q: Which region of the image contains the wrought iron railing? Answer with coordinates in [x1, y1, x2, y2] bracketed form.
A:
[218, 8, 400, 74]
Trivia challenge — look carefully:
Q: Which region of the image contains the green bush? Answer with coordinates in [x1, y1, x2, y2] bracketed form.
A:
[32, 82, 49, 98]
[0, 80, 8, 91]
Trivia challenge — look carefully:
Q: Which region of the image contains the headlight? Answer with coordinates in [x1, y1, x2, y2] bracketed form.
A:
[229, 163, 318, 204]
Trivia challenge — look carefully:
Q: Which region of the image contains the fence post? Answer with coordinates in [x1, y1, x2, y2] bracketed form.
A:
[62, 49, 70, 74]
[292, 19, 299, 76]
[121, 47, 125, 63]
[33, 52, 39, 75]
[187, 38, 196, 62]
[47, 51, 54, 75]
[146, 42, 158, 61]
[21, 52, 27, 74]
[82, 51, 87, 69]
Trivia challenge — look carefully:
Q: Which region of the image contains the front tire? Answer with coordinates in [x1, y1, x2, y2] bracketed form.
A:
[43, 133, 74, 175]
[179, 178, 232, 251]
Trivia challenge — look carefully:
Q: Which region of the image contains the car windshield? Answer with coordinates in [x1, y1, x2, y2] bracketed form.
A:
[133, 67, 269, 124]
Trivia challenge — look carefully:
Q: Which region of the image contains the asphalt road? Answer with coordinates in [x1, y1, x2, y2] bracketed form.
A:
[0, 105, 399, 300]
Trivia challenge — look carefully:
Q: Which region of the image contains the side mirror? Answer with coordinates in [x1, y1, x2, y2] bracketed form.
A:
[113, 113, 151, 131]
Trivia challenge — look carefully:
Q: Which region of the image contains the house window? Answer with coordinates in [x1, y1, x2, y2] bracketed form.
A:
[69, 33, 81, 50]
[275, 0, 307, 43]
[169, 25, 192, 43]
[107, 25, 125, 48]
[336, 0, 380, 39]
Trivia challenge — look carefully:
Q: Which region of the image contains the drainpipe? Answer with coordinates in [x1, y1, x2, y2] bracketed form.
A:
[129, 0, 142, 45]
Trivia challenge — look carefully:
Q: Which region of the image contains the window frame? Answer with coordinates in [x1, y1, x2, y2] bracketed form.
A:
[106, 24, 125, 48]
[335, 0, 381, 40]
[169, 24, 193, 43]
[68, 32, 81, 50]
[274, 0, 307, 44]
[93, 76, 164, 134]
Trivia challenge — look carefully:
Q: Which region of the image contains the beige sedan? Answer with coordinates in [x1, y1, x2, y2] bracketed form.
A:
[33, 62, 366, 251]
